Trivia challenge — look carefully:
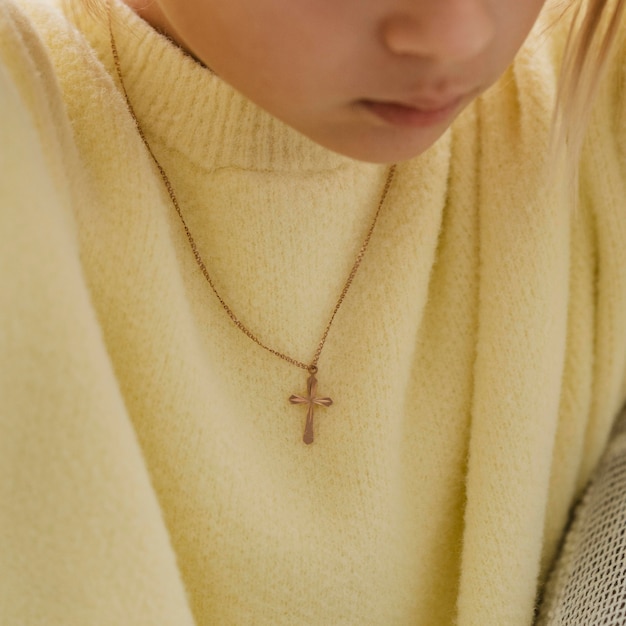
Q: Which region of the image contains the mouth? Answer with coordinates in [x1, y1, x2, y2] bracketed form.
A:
[359, 96, 465, 128]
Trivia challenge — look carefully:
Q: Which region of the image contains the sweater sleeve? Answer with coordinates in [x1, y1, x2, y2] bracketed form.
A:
[0, 3, 196, 624]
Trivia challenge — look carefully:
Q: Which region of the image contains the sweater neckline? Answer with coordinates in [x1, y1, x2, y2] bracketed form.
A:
[69, 0, 362, 174]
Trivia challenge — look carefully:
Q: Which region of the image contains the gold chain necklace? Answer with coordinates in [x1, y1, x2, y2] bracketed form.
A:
[108, 4, 396, 444]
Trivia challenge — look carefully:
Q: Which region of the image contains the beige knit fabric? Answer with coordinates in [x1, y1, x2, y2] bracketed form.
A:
[2, 0, 626, 623]
[537, 407, 626, 625]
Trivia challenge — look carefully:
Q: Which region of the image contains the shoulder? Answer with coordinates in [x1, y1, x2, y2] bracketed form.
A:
[0, 0, 90, 281]
[0, 0, 83, 182]
[0, 0, 71, 79]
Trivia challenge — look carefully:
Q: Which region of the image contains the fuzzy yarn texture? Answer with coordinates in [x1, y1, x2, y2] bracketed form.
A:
[537, 406, 626, 625]
[1, 0, 626, 623]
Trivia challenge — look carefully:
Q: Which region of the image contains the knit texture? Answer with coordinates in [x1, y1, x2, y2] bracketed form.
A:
[537, 407, 626, 625]
[1, 0, 626, 624]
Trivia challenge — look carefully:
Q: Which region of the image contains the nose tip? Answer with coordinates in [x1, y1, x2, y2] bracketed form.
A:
[381, 2, 495, 62]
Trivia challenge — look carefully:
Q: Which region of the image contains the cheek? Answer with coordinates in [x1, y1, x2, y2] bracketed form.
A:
[202, 21, 355, 119]
[472, 0, 545, 90]
[176, 1, 331, 66]
[496, 0, 547, 56]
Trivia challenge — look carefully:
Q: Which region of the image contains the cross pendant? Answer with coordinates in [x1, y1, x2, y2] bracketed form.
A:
[289, 369, 333, 445]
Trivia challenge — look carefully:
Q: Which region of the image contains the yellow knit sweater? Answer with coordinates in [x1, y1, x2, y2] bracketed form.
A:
[2, 0, 626, 623]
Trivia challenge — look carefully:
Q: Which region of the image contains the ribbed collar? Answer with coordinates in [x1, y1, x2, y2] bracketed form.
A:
[67, 0, 359, 174]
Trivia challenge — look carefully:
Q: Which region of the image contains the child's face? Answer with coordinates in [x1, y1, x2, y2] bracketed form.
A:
[139, 0, 546, 162]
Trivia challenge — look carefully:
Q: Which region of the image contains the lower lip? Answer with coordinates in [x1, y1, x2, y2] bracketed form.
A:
[361, 98, 463, 128]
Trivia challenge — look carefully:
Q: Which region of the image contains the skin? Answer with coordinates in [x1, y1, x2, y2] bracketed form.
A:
[124, 0, 547, 163]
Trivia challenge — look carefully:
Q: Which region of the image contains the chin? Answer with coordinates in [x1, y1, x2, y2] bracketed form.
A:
[310, 123, 452, 164]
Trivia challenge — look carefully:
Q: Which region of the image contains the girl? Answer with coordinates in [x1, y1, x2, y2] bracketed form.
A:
[1, 0, 625, 623]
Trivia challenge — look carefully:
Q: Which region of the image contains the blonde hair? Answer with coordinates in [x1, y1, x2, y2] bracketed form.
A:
[553, 0, 626, 174]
